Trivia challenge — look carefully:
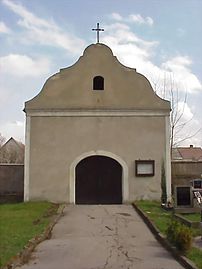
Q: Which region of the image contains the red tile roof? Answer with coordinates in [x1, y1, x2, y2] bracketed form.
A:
[172, 145, 202, 161]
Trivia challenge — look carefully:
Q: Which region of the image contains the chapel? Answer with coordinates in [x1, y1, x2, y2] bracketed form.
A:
[24, 42, 171, 204]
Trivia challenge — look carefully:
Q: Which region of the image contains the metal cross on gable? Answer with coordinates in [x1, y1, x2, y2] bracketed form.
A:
[92, 23, 104, 43]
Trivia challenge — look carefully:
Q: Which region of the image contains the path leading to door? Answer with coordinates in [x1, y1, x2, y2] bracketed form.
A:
[17, 205, 185, 269]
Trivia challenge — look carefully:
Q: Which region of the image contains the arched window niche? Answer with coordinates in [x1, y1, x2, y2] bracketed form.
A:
[93, 76, 104, 90]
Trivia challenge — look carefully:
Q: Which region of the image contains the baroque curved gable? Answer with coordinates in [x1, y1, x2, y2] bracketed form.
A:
[25, 43, 170, 112]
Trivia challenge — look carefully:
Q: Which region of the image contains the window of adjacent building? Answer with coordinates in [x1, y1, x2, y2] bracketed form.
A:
[135, 160, 155, 177]
[93, 76, 104, 90]
[193, 180, 202, 189]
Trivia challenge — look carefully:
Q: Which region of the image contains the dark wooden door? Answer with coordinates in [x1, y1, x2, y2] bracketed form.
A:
[76, 156, 122, 204]
[176, 187, 191, 206]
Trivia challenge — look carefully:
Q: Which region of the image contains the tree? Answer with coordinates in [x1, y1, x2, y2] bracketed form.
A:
[0, 136, 24, 163]
[161, 160, 167, 203]
[0, 133, 5, 147]
[152, 73, 201, 151]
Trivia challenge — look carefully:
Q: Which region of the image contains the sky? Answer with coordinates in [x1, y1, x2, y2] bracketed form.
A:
[0, 0, 202, 147]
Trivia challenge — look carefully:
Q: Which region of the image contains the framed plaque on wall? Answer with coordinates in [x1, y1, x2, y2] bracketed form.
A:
[135, 160, 155, 177]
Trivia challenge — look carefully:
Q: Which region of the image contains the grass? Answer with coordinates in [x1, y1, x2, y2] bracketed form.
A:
[181, 213, 201, 222]
[135, 200, 172, 234]
[135, 200, 202, 269]
[0, 201, 59, 268]
[187, 247, 202, 269]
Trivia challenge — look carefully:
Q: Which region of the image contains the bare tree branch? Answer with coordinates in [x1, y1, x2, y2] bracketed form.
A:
[152, 74, 200, 150]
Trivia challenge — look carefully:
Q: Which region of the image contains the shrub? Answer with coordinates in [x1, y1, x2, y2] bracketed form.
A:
[166, 220, 192, 253]
[166, 220, 179, 244]
[161, 161, 167, 203]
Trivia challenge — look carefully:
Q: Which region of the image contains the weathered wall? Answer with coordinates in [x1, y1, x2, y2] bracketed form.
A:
[24, 43, 170, 203]
[172, 161, 202, 207]
[25, 44, 170, 111]
[0, 164, 24, 203]
[172, 161, 202, 186]
[27, 115, 166, 203]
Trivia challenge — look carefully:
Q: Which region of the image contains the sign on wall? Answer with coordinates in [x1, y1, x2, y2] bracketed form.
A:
[135, 160, 155, 177]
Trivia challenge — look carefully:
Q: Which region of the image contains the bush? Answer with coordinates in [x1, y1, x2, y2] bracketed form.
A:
[166, 220, 179, 244]
[161, 161, 167, 203]
[166, 220, 192, 253]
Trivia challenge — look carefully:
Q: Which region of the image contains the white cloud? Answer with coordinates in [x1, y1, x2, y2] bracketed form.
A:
[0, 84, 12, 107]
[177, 102, 194, 122]
[2, 0, 86, 54]
[103, 21, 202, 94]
[103, 22, 160, 82]
[162, 56, 202, 93]
[173, 102, 202, 147]
[103, 20, 202, 147]
[111, 13, 123, 21]
[0, 54, 51, 77]
[163, 56, 192, 73]
[177, 28, 185, 37]
[0, 7, 201, 146]
[110, 13, 154, 26]
[0, 120, 25, 142]
[2, 0, 53, 28]
[104, 23, 158, 54]
[0, 21, 11, 33]
[128, 14, 154, 26]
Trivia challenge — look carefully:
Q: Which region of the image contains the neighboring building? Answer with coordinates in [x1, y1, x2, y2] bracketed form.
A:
[172, 145, 202, 161]
[172, 145, 202, 207]
[0, 137, 24, 164]
[24, 43, 171, 204]
[0, 137, 24, 203]
[0, 164, 24, 203]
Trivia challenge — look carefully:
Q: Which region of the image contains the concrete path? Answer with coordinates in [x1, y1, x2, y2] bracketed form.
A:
[17, 205, 185, 269]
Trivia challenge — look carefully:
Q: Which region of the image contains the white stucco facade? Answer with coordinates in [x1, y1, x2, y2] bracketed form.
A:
[24, 43, 171, 203]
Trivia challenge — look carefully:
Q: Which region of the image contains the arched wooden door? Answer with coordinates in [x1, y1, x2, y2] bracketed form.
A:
[75, 155, 122, 204]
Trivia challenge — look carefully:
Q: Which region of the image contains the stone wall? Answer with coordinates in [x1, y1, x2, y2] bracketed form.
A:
[172, 161, 202, 207]
[172, 161, 202, 186]
[0, 164, 24, 203]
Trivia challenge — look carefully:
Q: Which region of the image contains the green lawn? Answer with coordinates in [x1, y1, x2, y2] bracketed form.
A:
[135, 200, 172, 234]
[187, 248, 202, 269]
[135, 200, 202, 269]
[181, 213, 201, 222]
[0, 202, 58, 267]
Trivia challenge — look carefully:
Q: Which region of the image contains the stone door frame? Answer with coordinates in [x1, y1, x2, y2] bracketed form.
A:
[69, 150, 129, 204]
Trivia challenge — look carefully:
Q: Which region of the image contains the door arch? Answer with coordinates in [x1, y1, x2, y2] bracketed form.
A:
[69, 150, 129, 204]
[75, 155, 122, 204]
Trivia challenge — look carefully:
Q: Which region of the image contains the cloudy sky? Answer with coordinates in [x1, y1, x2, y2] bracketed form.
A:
[0, 0, 202, 146]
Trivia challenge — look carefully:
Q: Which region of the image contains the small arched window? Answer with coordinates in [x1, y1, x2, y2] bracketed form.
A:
[93, 76, 104, 90]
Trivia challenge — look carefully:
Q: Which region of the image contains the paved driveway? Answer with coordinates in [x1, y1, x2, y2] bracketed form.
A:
[18, 205, 185, 269]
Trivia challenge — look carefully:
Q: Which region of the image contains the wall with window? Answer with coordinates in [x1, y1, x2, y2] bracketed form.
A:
[24, 43, 171, 203]
[172, 161, 202, 186]
[172, 161, 202, 207]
